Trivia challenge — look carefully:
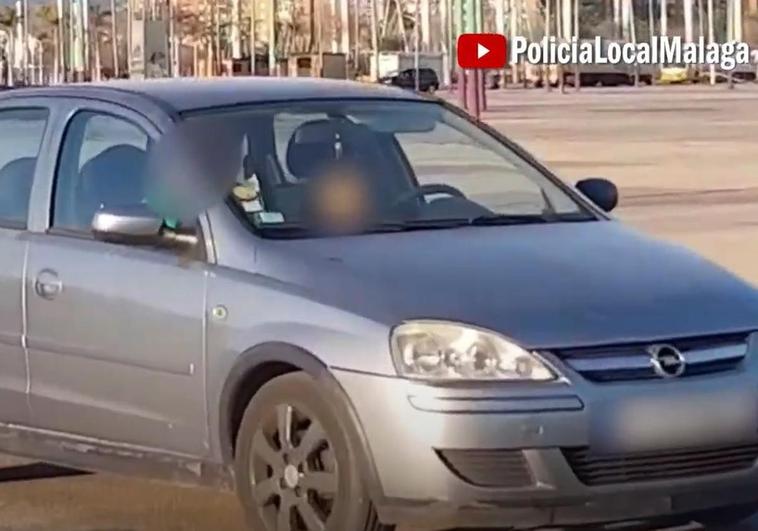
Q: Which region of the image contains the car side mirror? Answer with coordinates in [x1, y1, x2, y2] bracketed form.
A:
[576, 178, 618, 212]
[91, 205, 198, 248]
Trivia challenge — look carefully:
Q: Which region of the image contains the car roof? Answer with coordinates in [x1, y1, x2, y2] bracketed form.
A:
[0, 77, 426, 113]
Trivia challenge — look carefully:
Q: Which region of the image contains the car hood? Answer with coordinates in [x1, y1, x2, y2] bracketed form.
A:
[259, 220, 758, 349]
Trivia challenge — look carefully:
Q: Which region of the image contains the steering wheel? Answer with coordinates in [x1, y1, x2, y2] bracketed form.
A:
[392, 183, 466, 209]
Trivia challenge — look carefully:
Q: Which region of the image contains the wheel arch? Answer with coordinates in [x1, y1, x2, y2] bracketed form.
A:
[218, 341, 385, 502]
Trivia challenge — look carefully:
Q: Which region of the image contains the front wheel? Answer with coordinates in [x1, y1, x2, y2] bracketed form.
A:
[234, 372, 394, 531]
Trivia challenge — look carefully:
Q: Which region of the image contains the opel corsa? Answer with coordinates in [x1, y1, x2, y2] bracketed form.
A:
[1, 79, 758, 531]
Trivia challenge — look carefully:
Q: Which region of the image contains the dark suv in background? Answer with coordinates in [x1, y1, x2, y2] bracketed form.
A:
[379, 67, 440, 93]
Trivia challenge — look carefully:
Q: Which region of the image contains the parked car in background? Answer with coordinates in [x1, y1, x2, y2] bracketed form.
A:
[660, 63, 692, 84]
[728, 49, 758, 82]
[3, 79, 758, 531]
[379, 67, 439, 93]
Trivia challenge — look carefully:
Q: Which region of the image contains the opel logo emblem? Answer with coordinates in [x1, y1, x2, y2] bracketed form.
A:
[647, 344, 686, 378]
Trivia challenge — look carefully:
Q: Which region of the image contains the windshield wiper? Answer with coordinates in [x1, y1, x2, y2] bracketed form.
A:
[254, 212, 595, 238]
[468, 212, 594, 225]
[255, 221, 411, 238]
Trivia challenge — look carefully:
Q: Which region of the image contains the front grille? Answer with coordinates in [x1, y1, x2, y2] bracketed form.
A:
[564, 443, 758, 486]
[436, 449, 533, 488]
[554, 332, 750, 382]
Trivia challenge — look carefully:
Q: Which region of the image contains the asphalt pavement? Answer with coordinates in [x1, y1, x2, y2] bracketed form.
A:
[3, 84, 758, 530]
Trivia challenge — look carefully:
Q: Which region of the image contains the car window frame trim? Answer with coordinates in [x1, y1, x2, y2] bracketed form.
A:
[23, 96, 215, 264]
[49, 108, 153, 236]
[0, 105, 52, 231]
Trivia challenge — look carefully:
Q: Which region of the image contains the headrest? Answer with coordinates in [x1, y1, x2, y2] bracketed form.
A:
[285, 119, 373, 180]
[79, 145, 147, 206]
[0, 157, 35, 183]
[0, 157, 36, 220]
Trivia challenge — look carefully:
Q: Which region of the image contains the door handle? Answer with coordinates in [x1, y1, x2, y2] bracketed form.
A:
[34, 269, 63, 300]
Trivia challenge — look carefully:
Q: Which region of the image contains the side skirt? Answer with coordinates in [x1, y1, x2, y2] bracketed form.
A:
[0, 423, 234, 490]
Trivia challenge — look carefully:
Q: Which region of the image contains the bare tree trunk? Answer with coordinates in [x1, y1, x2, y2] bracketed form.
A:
[37, 43, 42, 83]
[727, 0, 734, 88]
[697, 0, 704, 37]
[661, 0, 667, 36]
[684, 0, 694, 42]
[496, 0, 504, 84]
[317, 0, 323, 74]
[707, 0, 715, 84]
[380, 0, 390, 40]
[231, 0, 241, 58]
[353, 0, 360, 74]
[308, 0, 315, 50]
[8, 33, 14, 85]
[734, 0, 743, 41]
[628, 0, 639, 85]
[413, 0, 419, 90]
[573, 0, 579, 90]
[268, 0, 276, 74]
[53, 32, 60, 82]
[251, 0, 258, 72]
[557, 0, 565, 93]
[126, 0, 132, 77]
[441, 0, 451, 86]
[206, 38, 212, 76]
[110, 0, 119, 76]
[57, 0, 65, 81]
[544, 0, 551, 91]
[648, 0, 654, 39]
[561, 0, 571, 40]
[370, 0, 379, 78]
[193, 40, 198, 76]
[394, 0, 408, 51]
[82, 0, 90, 76]
[621, 0, 630, 39]
[214, 0, 221, 74]
[340, 0, 349, 53]
[94, 30, 101, 80]
[420, 0, 429, 50]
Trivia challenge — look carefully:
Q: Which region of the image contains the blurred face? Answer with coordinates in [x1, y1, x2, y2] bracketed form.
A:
[308, 161, 374, 234]
[145, 119, 242, 224]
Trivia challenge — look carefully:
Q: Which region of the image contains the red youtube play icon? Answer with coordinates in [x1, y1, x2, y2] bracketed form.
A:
[457, 33, 507, 69]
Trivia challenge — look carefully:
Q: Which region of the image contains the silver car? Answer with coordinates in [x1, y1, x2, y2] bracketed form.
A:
[2, 78, 758, 531]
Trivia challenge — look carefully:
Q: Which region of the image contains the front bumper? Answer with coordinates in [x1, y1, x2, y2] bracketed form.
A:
[334, 355, 758, 529]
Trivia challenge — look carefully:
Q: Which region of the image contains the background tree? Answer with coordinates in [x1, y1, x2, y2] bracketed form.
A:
[88, 4, 115, 79]
[36, 4, 60, 81]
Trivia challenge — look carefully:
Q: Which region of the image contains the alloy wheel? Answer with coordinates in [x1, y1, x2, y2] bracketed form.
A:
[249, 403, 338, 531]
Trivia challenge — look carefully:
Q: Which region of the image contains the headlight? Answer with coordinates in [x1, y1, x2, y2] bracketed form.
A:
[390, 321, 556, 381]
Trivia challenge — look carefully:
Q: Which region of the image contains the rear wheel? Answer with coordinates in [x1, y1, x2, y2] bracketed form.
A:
[234, 372, 394, 531]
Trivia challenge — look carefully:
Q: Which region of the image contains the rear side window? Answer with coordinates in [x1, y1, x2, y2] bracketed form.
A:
[0, 108, 48, 228]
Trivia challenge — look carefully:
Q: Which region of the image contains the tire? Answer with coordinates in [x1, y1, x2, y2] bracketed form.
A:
[693, 502, 758, 529]
[234, 372, 394, 531]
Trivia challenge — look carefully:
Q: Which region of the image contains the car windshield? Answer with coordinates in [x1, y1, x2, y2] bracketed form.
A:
[182, 99, 595, 238]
